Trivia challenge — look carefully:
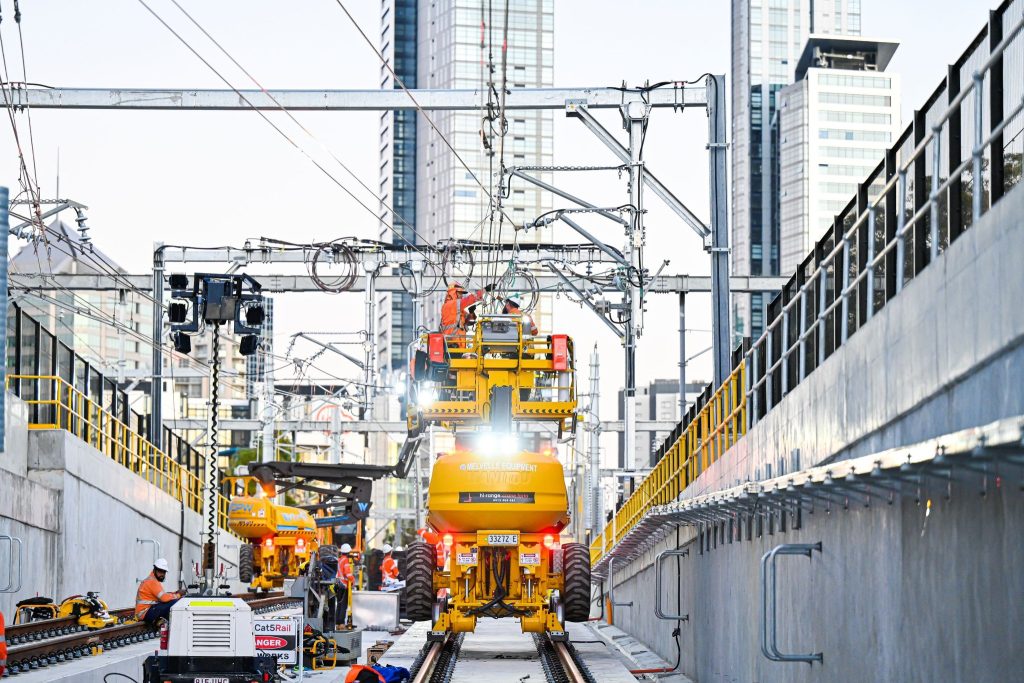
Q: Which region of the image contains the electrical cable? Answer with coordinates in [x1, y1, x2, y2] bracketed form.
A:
[330, 0, 520, 240]
[162, 0, 438, 258]
[133, 0, 447, 283]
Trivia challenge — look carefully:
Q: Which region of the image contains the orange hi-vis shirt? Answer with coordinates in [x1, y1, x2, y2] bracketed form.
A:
[135, 572, 176, 619]
[381, 554, 399, 581]
[337, 555, 355, 586]
[440, 288, 483, 336]
[0, 609, 7, 674]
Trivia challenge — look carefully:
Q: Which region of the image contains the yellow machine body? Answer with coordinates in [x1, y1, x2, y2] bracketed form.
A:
[426, 448, 569, 533]
[227, 479, 319, 591]
[406, 317, 588, 640]
[57, 594, 118, 629]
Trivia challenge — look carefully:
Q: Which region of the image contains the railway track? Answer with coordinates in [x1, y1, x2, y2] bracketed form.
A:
[3, 593, 298, 677]
[408, 632, 597, 683]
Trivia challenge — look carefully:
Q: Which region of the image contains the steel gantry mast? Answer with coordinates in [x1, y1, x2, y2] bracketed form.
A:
[7, 81, 761, 471]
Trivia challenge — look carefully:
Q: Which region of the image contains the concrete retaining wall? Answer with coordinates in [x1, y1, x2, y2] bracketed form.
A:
[0, 394, 240, 618]
[609, 483, 1023, 683]
[604, 142, 1024, 681]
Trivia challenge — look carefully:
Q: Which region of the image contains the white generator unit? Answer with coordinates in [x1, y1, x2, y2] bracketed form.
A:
[166, 597, 256, 657]
[143, 597, 278, 683]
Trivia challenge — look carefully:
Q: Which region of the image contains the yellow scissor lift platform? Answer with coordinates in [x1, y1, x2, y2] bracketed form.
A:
[403, 315, 591, 641]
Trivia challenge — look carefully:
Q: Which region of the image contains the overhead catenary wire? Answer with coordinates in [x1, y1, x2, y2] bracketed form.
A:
[330, 0, 520, 247]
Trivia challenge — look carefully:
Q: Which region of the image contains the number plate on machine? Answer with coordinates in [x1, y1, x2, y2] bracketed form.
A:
[486, 534, 519, 545]
[193, 678, 229, 683]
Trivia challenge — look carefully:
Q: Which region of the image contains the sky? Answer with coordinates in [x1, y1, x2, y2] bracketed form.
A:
[0, 0, 993, 438]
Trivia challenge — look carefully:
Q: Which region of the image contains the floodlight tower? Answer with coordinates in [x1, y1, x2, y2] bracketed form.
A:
[167, 272, 265, 593]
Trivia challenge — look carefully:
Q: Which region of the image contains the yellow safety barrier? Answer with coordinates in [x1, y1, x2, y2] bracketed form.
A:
[590, 361, 747, 564]
[6, 374, 235, 534]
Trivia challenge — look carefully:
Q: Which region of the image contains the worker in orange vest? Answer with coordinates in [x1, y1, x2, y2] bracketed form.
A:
[380, 544, 400, 588]
[503, 298, 538, 335]
[417, 528, 446, 569]
[135, 558, 182, 624]
[335, 543, 355, 626]
[440, 283, 492, 339]
[1, 608, 8, 677]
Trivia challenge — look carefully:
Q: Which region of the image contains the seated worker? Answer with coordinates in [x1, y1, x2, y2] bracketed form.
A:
[503, 298, 538, 336]
[135, 558, 183, 624]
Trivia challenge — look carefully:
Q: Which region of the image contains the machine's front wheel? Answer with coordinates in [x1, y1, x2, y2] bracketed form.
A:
[405, 542, 437, 622]
[239, 544, 255, 584]
[562, 543, 592, 622]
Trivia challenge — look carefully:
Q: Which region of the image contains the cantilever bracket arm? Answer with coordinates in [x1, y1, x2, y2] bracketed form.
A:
[292, 332, 365, 370]
[567, 105, 711, 240]
[545, 264, 624, 339]
[509, 169, 630, 226]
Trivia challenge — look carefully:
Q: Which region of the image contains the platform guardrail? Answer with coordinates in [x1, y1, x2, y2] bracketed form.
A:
[590, 362, 745, 564]
[6, 374, 234, 534]
[590, 0, 1024, 567]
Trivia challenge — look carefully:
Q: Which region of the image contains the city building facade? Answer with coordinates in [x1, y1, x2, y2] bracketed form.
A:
[778, 36, 901, 274]
[731, 0, 862, 342]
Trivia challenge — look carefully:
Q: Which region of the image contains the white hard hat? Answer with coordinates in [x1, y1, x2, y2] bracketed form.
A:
[339, 543, 352, 553]
[153, 558, 170, 571]
[394, 546, 404, 552]
[382, 544, 393, 554]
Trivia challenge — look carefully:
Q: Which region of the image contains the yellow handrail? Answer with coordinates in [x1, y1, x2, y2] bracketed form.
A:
[590, 361, 747, 564]
[6, 374, 235, 534]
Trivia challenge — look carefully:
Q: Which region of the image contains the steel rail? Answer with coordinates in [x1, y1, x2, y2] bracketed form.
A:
[4, 593, 296, 674]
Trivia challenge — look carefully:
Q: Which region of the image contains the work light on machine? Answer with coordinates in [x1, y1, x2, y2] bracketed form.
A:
[417, 381, 438, 408]
[478, 431, 519, 456]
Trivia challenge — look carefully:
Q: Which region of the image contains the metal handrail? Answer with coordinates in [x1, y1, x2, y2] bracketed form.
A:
[5, 374, 236, 536]
[591, 361, 745, 564]
[607, 556, 633, 610]
[0, 534, 23, 594]
[654, 548, 690, 622]
[760, 542, 823, 664]
[741, 9, 1024, 421]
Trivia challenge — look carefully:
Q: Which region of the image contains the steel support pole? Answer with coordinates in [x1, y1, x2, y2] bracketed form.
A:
[622, 103, 646, 473]
[678, 293, 686, 414]
[260, 335, 275, 463]
[0, 186, 7, 451]
[363, 266, 378, 420]
[151, 244, 164, 449]
[587, 345, 602, 535]
[708, 75, 732, 388]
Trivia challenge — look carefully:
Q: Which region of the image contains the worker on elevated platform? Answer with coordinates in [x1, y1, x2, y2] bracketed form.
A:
[135, 558, 182, 624]
[1, 608, 7, 677]
[441, 282, 493, 341]
[503, 298, 538, 335]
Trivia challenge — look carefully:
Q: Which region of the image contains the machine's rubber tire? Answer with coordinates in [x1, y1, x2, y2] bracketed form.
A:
[562, 543, 592, 622]
[239, 544, 255, 584]
[404, 542, 436, 622]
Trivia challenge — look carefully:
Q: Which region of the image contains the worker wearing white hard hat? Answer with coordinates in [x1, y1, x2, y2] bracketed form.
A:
[380, 544, 400, 588]
[334, 544, 355, 626]
[135, 558, 183, 623]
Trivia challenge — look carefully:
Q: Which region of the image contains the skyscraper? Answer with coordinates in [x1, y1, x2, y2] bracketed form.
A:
[731, 0, 862, 341]
[778, 36, 900, 274]
[376, 0, 554, 541]
[378, 0, 554, 372]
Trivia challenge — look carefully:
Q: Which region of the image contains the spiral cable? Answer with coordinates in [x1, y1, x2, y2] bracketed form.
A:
[311, 241, 359, 293]
[203, 323, 221, 573]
